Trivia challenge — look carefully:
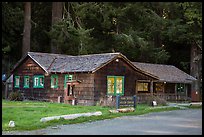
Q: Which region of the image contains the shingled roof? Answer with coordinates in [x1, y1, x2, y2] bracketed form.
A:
[11, 52, 157, 79]
[132, 62, 197, 83]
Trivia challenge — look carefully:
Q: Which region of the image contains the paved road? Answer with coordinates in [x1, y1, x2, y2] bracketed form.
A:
[2, 109, 202, 135]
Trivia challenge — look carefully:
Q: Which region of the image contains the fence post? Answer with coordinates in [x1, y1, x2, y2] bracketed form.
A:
[133, 95, 136, 109]
[116, 95, 120, 109]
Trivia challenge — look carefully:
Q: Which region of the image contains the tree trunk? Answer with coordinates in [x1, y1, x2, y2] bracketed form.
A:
[51, 2, 63, 53]
[22, 2, 31, 57]
[153, 2, 163, 48]
[190, 43, 202, 101]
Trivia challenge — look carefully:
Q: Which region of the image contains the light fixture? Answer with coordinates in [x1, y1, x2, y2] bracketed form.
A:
[116, 59, 119, 62]
[45, 72, 49, 76]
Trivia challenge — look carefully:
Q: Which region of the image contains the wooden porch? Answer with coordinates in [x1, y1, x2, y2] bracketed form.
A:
[136, 93, 191, 103]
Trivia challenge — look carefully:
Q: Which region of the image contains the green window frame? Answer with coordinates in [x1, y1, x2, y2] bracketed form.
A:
[51, 75, 58, 88]
[14, 76, 20, 88]
[107, 76, 124, 96]
[64, 74, 73, 89]
[23, 76, 30, 88]
[33, 75, 44, 88]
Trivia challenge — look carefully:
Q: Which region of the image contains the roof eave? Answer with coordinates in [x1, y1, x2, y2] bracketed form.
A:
[27, 54, 48, 73]
[91, 53, 159, 80]
[11, 52, 48, 74]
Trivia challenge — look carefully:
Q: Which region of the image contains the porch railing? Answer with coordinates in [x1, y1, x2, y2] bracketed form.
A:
[137, 93, 191, 103]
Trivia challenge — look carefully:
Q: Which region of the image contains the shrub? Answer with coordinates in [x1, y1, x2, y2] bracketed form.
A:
[8, 91, 23, 101]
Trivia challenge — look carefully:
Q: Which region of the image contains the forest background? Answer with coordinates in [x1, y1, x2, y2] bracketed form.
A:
[2, 2, 202, 95]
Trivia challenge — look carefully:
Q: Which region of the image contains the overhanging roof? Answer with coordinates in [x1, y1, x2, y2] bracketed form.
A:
[11, 52, 158, 79]
[132, 62, 197, 83]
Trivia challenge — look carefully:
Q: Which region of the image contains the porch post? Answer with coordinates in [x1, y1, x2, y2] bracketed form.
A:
[4, 82, 8, 99]
[175, 84, 177, 101]
[150, 81, 153, 95]
[185, 84, 188, 101]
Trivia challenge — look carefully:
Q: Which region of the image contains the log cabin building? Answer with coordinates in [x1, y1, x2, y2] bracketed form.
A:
[11, 52, 196, 105]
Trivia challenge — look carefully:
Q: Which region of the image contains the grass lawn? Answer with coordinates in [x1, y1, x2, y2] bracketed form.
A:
[2, 100, 201, 131]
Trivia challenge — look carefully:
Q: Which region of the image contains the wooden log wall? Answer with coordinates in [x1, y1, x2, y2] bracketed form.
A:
[94, 57, 156, 106]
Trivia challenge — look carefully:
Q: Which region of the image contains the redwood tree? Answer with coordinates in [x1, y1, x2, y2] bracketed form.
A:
[51, 2, 63, 53]
[22, 2, 31, 57]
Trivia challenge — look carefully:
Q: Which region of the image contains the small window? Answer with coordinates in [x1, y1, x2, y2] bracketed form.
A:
[137, 82, 149, 92]
[23, 76, 30, 88]
[64, 74, 73, 89]
[14, 76, 20, 88]
[51, 75, 58, 88]
[154, 83, 164, 92]
[33, 75, 44, 88]
[176, 83, 185, 93]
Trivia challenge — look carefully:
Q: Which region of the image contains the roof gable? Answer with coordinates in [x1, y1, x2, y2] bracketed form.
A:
[132, 62, 197, 83]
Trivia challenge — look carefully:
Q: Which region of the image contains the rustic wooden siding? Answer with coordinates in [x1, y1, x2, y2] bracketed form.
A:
[94, 57, 155, 106]
[12, 56, 96, 104]
[73, 73, 95, 105]
[13, 57, 45, 91]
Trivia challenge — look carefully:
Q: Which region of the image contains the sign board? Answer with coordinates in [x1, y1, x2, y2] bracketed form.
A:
[116, 95, 136, 109]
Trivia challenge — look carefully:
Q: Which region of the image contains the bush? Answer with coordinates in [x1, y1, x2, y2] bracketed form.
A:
[8, 91, 23, 101]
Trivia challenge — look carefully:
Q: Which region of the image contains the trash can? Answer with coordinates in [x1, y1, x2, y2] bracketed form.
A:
[72, 97, 77, 105]
[152, 101, 157, 107]
[72, 99, 75, 105]
[58, 96, 62, 103]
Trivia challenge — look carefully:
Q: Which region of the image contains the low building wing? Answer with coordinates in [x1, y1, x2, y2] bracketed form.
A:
[132, 62, 197, 83]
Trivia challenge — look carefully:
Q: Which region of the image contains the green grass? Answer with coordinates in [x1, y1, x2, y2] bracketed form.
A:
[2, 100, 201, 131]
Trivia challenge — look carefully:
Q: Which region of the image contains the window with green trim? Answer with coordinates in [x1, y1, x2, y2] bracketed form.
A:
[23, 76, 29, 88]
[107, 76, 124, 96]
[14, 76, 20, 88]
[51, 75, 58, 88]
[64, 74, 73, 89]
[33, 75, 44, 88]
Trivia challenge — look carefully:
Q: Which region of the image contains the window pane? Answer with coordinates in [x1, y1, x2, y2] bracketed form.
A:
[107, 77, 115, 94]
[155, 83, 163, 92]
[51, 75, 58, 88]
[116, 77, 122, 94]
[177, 83, 185, 93]
[64, 75, 73, 89]
[137, 83, 143, 91]
[34, 77, 39, 86]
[24, 76, 29, 88]
[15, 76, 20, 88]
[64, 75, 68, 89]
[39, 77, 44, 86]
[68, 75, 73, 81]
[143, 83, 148, 91]
[137, 82, 149, 92]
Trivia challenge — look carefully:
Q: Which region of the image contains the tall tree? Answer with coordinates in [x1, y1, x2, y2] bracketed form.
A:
[22, 2, 31, 57]
[51, 2, 63, 53]
[31, 2, 52, 52]
[2, 2, 24, 75]
[181, 2, 202, 99]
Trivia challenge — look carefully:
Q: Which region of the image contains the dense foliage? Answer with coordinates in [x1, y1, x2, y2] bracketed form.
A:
[2, 2, 202, 76]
